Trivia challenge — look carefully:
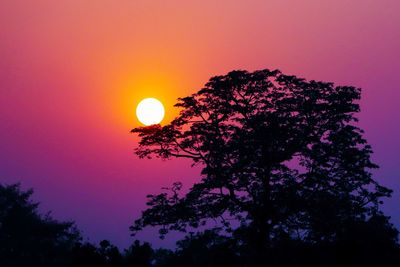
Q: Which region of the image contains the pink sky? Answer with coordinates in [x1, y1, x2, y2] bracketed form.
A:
[1, 0, 399, 248]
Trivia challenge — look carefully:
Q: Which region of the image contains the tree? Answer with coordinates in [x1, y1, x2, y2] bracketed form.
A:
[71, 240, 123, 267]
[0, 183, 81, 267]
[99, 240, 123, 267]
[173, 229, 243, 267]
[130, 69, 394, 260]
[124, 240, 154, 267]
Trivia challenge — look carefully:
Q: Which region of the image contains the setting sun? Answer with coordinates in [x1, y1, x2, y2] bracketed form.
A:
[136, 98, 165, 126]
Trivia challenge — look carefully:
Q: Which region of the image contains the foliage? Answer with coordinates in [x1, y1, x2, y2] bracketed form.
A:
[131, 69, 394, 254]
[0, 183, 80, 267]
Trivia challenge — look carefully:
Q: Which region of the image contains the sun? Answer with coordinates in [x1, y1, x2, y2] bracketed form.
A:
[136, 98, 165, 126]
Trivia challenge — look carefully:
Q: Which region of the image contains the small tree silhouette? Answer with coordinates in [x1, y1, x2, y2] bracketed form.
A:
[0, 183, 81, 267]
[131, 69, 394, 261]
[124, 240, 154, 267]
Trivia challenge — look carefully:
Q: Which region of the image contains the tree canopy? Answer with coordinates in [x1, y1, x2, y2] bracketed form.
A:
[131, 69, 394, 256]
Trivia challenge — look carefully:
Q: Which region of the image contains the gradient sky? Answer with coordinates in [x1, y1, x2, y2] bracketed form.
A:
[1, 0, 399, 248]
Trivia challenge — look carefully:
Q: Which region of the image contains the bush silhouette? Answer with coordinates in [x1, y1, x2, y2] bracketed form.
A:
[0, 183, 80, 267]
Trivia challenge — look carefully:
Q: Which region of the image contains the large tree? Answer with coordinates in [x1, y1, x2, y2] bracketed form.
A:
[131, 69, 393, 253]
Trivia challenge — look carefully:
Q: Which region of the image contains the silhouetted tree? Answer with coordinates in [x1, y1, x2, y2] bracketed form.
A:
[173, 229, 243, 267]
[71, 240, 123, 267]
[124, 240, 154, 267]
[99, 240, 123, 267]
[71, 243, 105, 267]
[151, 248, 175, 267]
[131, 69, 395, 264]
[0, 183, 80, 267]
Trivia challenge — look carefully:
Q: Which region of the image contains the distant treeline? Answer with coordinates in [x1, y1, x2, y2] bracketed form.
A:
[1, 182, 399, 267]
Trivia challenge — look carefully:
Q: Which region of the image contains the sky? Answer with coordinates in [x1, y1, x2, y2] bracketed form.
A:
[0, 0, 399, 248]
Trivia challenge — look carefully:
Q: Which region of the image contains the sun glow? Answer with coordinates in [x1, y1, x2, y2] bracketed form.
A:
[136, 98, 165, 126]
